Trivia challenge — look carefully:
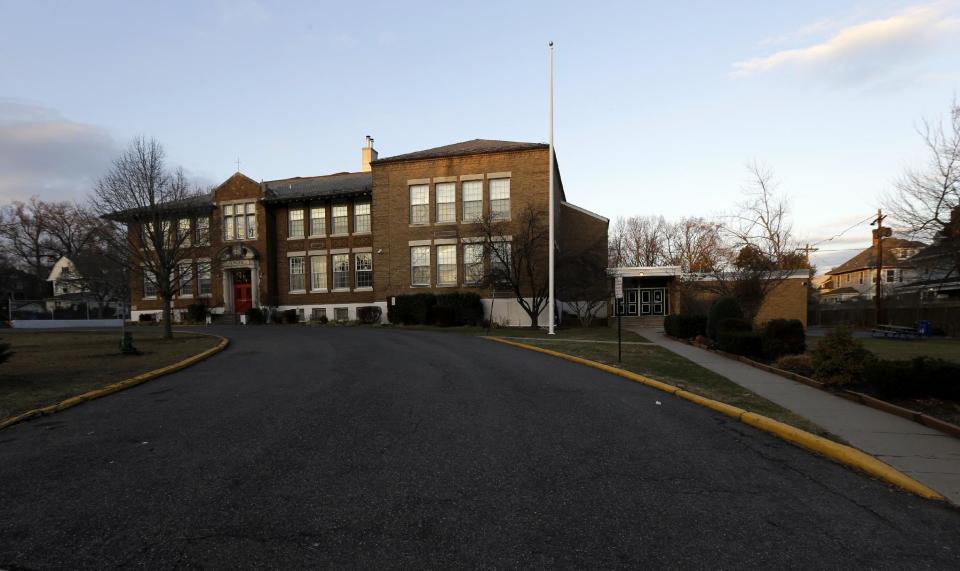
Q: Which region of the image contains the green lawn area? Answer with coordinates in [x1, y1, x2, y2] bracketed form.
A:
[809, 336, 960, 364]
[503, 337, 833, 439]
[0, 330, 219, 420]
[383, 324, 649, 343]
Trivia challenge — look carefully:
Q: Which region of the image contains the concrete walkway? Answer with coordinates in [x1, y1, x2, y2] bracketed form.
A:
[633, 327, 960, 505]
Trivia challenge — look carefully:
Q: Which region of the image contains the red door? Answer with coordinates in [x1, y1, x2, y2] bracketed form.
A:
[233, 270, 252, 314]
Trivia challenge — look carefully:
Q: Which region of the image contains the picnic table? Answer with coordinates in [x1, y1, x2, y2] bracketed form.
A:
[871, 324, 921, 339]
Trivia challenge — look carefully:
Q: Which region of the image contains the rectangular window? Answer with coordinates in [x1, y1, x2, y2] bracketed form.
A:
[410, 184, 429, 225]
[335, 307, 349, 322]
[310, 256, 327, 291]
[288, 209, 305, 238]
[311, 308, 327, 321]
[310, 206, 326, 236]
[179, 262, 193, 296]
[196, 217, 210, 245]
[178, 218, 192, 246]
[355, 252, 373, 288]
[354, 201, 371, 233]
[436, 183, 455, 224]
[143, 269, 157, 298]
[333, 254, 350, 289]
[411, 246, 430, 286]
[463, 243, 484, 284]
[332, 205, 349, 235]
[436, 245, 457, 286]
[858, 272, 863, 285]
[489, 178, 511, 220]
[197, 261, 212, 295]
[289, 256, 305, 292]
[491, 240, 512, 282]
[223, 203, 256, 240]
[887, 269, 896, 283]
[462, 180, 482, 222]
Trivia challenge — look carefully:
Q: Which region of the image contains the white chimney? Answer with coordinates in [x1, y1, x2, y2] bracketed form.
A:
[361, 135, 378, 172]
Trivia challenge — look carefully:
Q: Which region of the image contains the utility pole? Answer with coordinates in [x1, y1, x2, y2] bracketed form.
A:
[795, 243, 819, 324]
[794, 243, 819, 267]
[871, 208, 889, 326]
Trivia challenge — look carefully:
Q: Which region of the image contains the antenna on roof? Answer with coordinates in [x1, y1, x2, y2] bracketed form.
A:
[236, 157, 241, 172]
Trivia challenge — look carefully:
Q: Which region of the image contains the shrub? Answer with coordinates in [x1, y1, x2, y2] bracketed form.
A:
[707, 297, 743, 340]
[245, 307, 265, 325]
[387, 293, 436, 325]
[138, 313, 155, 322]
[357, 306, 382, 324]
[811, 327, 875, 386]
[663, 314, 707, 339]
[0, 338, 11, 366]
[282, 309, 299, 324]
[186, 303, 208, 323]
[430, 305, 456, 326]
[762, 319, 806, 359]
[717, 330, 762, 358]
[434, 292, 484, 326]
[315, 314, 329, 325]
[717, 317, 751, 334]
[863, 357, 960, 400]
[774, 354, 814, 377]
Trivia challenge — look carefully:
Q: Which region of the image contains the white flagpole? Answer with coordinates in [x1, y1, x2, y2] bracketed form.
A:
[547, 41, 556, 335]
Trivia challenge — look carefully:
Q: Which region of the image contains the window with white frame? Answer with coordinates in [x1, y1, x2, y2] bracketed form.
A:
[178, 218, 192, 246]
[436, 183, 455, 223]
[223, 203, 256, 240]
[462, 180, 482, 222]
[491, 240, 512, 282]
[410, 184, 429, 225]
[411, 246, 430, 286]
[143, 269, 158, 298]
[437, 245, 457, 286]
[310, 256, 327, 291]
[489, 178, 511, 220]
[289, 256, 305, 292]
[858, 271, 863, 285]
[332, 205, 349, 235]
[179, 261, 193, 296]
[463, 243, 484, 284]
[333, 254, 350, 289]
[335, 307, 349, 322]
[887, 269, 896, 283]
[196, 216, 210, 245]
[310, 206, 326, 236]
[355, 252, 373, 288]
[354, 201, 371, 233]
[288, 208, 305, 238]
[311, 308, 327, 321]
[197, 261, 212, 295]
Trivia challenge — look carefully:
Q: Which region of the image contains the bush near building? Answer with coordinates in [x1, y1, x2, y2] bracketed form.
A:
[862, 357, 960, 401]
[663, 314, 707, 339]
[186, 303, 208, 323]
[811, 327, 875, 386]
[761, 319, 806, 359]
[388, 293, 483, 326]
[245, 307, 266, 325]
[707, 297, 744, 341]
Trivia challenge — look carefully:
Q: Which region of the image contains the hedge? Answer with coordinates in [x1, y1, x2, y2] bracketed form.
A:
[811, 327, 874, 386]
[387, 293, 483, 326]
[863, 357, 960, 400]
[663, 314, 707, 339]
[707, 297, 743, 340]
[761, 319, 806, 359]
[717, 330, 762, 358]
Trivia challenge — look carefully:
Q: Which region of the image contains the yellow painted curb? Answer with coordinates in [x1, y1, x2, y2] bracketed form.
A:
[0, 332, 229, 432]
[487, 336, 946, 502]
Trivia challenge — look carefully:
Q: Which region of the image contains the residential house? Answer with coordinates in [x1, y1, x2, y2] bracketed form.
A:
[820, 237, 925, 302]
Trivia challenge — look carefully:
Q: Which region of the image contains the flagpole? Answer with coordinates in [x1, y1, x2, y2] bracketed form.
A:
[547, 41, 556, 335]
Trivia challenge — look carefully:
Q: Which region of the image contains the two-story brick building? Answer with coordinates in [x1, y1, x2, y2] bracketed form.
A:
[127, 138, 608, 325]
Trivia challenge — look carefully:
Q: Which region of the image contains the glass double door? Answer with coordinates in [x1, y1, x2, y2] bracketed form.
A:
[616, 288, 667, 316]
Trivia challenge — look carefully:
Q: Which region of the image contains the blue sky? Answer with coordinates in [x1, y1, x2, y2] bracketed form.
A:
[2, 0, 958, 271]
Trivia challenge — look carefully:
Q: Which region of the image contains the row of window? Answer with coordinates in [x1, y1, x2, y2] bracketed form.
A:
[409, 242, 510, 287]
[223, 203, 257, 241]
[142, 218, 211, 248]
[843, 269, 904, 285]
[410, 178, 510, 225]
[288, 253, 373, 293]
[142, 261, 213, 298]
[287, 201, 370, 239]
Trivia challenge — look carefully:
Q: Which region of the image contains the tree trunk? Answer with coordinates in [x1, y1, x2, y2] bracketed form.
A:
[162, 296, 173, 339]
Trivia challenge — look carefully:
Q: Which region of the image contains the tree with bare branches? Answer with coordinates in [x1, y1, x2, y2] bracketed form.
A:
[475, 204, 550, 328]
[0, 197, 55, 294]
[92, 137, 204, 339]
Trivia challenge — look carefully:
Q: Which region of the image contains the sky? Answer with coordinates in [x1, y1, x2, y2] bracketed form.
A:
[2, 0, 959, 272]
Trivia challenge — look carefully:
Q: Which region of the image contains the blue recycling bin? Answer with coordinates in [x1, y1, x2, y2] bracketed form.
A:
[918, 320, 932, 337]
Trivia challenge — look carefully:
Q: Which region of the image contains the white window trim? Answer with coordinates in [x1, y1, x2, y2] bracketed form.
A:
[354, 286, 374, 292]
[332, 287, 351, 293]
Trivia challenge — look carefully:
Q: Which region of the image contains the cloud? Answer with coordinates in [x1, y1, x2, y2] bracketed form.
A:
[0, 99, 117, 203]
[732, 4, 960, 83]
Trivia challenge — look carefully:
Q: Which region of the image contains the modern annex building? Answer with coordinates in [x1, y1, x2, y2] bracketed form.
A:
[127, 138, 608, 325]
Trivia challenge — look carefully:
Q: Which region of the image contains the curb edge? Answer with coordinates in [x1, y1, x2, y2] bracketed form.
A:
[486, 336, 946, 502]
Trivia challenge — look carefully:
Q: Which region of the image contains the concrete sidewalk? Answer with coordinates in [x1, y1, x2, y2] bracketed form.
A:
[634, 327, 960, 505]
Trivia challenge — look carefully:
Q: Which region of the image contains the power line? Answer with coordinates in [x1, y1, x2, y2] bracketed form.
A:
[811, 214, 876, 247]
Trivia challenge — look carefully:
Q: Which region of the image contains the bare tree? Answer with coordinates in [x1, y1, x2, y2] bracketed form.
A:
[608, 216, 629, 267]
[885, 101, 960, 287]
[476, 204, 549, 328]
[624, 215, 675, 267]
[0, 197, 55, 294]
[42, 202, 98, 258]
[669, 217, 724, 273]
[558, 234, 609, 327]
[92, 137, 203, 339]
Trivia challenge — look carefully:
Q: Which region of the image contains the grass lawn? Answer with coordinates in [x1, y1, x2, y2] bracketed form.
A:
[0, 330, 219, 420]
[809, 336, 960, 364]
[382, 324, 649, 343]
[506, 337, 833, 439]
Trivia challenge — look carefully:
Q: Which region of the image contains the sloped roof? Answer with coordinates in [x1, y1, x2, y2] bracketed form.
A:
[262, 171, 372, 203]
[103, 192, 214, 220]
[372, 139, 548, 164]
[826, 238, 927, 275]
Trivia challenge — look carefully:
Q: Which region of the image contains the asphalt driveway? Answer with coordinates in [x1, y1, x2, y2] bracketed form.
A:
[1, 326, 958, 568]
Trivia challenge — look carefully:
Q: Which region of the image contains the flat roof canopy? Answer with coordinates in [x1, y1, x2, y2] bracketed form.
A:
[607, 266, 682, 278]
